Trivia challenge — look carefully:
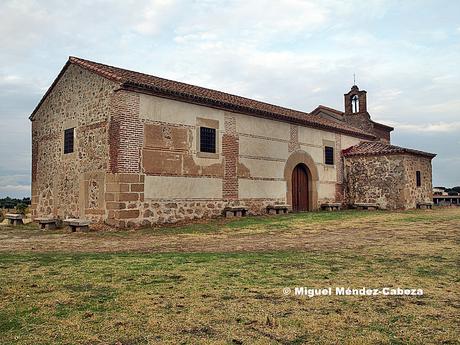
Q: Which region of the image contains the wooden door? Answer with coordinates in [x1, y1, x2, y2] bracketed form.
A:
[292, 164, 309, 211]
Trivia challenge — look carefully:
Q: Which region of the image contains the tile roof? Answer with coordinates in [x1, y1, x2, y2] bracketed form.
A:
[310, 105, 394, 131]
[30, 56, 376, 139]
[342, 141, 436, 158]
[310, 105, 345, 116]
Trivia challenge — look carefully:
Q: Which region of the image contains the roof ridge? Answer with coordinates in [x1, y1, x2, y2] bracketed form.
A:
[316, 105, 344, 115]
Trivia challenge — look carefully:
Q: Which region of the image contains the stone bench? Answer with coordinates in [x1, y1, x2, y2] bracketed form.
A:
[223, 206, 248, 218]
[35, 217, 60, 230]
[321, 203, 341, 211]
[64, 218, 91, 232]
[5, 213, 24, 226]
[417, 202, 433, 210]
[353, 203, 380, 211]
[267, 204, 290, 215]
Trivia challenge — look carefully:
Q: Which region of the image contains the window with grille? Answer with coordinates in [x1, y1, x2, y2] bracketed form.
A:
[325, 146, 334, 165]
[200, 127, 216, 153]
[64, 128, 74, 154]
[416, 171, 421, 187]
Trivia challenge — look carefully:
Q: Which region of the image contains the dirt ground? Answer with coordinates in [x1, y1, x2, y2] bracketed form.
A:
[0, 208, 458, 254]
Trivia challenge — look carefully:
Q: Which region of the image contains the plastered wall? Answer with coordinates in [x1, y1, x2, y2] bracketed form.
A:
[138, 93, 357, 206]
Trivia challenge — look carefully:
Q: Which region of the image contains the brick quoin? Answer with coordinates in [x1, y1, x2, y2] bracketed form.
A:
[222, 115, 238, 199]
[335, 133, 344, 203]
[109, 90, 143, 173]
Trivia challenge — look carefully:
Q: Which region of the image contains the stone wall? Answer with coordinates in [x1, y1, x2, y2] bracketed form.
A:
[402, 155, 433, 208]
[31, 64, 118, 221]
[373, 124, 391, 143]
[344, 153, 433, 210]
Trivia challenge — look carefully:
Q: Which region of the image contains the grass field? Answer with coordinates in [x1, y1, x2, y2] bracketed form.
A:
[0, 208, 459, 344]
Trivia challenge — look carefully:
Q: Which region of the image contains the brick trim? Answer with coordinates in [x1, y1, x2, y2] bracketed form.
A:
[109, 90, 142, 173]
[222, 114, 238, 199]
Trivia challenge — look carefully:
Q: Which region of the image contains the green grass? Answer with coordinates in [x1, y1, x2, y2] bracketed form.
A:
[129, 210, 386, 236]
[0, 208, 459, 344]
[1, 250, 458, 344]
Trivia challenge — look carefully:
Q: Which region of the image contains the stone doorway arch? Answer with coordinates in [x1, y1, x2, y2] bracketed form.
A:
[284, 150, 319, 211]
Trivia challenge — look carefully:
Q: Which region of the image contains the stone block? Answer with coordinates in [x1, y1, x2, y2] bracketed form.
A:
[117, 209, 140, 219]
[118, 193, 139, 202]
[118, 174, 141, 183]
[106, 202, 126, 210]
[106, 183, 129, 193]
[105, 193, 115, 201]
[131, 183, 144, 192]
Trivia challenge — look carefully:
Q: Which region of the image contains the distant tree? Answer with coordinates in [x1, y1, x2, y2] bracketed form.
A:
[434, 186, 446, 190]
[15, 203, 28, 215]
[0, 197, 31, 209]
[451, 186, 460, 193]
[447, 191, 459, 196]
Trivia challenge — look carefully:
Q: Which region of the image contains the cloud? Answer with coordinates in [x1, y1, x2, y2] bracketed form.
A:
[0, 184, 31, 193]
[133, 0, 178, 35]
[0, 175, 31, 198]
[389, 121, 460, 133]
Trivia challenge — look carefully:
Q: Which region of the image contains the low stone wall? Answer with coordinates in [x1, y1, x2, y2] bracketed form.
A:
[122, 197, 284, 228]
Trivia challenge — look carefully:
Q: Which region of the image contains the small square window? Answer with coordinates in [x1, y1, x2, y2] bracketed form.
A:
[416, 171, 421, 187]
[200, 127, 216, 153]
[325, 146, 334, 165]
[64, 128, 74, 154]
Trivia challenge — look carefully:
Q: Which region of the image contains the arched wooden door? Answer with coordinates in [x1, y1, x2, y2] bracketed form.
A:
[292, 163, 309, 212]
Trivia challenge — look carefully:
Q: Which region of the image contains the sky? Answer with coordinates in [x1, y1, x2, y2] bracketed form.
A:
[1, 0, 459, 198]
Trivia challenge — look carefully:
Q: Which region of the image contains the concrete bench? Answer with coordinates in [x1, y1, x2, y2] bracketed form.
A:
[35, 217, 60, 230]
[223, 206, 248, 218]
[267, 204, 290, 215]
[353, 203, 380, 211]
[321, 203, 341, 211]
[417, 202, 433, 210]
[5, 213, 24, 226]
[64, 218, 91, 232]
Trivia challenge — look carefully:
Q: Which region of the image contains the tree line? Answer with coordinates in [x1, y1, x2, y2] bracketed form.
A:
[0, 197, 31, 209]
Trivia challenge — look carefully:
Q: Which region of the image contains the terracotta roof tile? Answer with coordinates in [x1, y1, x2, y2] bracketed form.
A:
[311, 105, 345, 116]
[342, 141, 436, 158]
[61, 57, 375, 139]
[310, 105, 394, 131]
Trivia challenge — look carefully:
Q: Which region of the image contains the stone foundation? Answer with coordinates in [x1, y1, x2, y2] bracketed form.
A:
[118, 196, 284, 228]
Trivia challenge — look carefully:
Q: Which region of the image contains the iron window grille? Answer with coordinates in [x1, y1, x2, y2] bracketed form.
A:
[200, 127, 216, 153]
[325, 146, 334, 165]
[64, 128, 74, 154]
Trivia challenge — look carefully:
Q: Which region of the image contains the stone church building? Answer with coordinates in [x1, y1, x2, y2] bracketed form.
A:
[30, 57, 436, 227]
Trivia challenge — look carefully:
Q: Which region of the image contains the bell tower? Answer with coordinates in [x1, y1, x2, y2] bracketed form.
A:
[343, 85, 372, 132]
